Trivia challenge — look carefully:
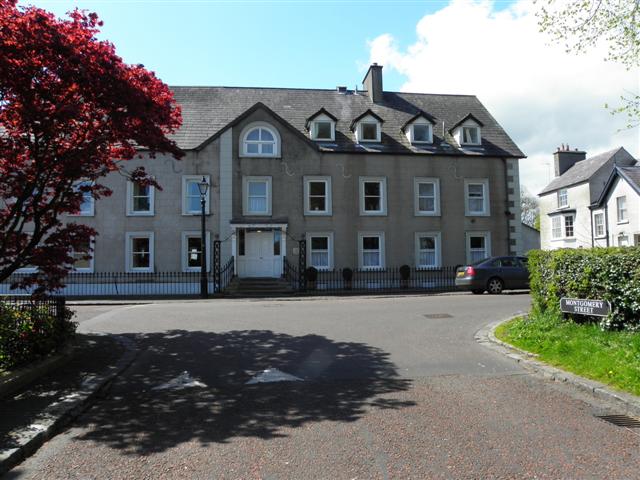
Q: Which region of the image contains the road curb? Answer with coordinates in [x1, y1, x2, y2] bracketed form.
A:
[0, 334, 139, 476]
[476, 315, 640, 419]
[0, 346, 75, 400]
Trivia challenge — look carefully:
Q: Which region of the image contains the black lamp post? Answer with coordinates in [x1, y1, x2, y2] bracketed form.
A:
[197, 176, 209, 298]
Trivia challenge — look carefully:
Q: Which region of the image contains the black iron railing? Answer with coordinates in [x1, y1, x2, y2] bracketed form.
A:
[219, 256, 235, 293]
[283, 257, 299, 290]
[0, 295, 66, 324]
[1, 268, 236, 298]
[302, 266, 458, 295]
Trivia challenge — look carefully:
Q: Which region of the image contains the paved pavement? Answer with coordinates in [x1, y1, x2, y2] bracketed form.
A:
[5, 293, 640, 479]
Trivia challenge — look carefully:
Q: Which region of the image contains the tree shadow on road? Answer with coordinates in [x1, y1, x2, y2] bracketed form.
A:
[74, 329, 414, 455]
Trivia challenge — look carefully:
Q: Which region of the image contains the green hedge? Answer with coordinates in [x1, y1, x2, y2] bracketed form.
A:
[0, 302, 76, 369]
[528, 247, 640, 330]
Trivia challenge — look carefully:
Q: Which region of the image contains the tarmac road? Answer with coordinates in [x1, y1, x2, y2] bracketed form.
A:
[6, 293, 640, 479]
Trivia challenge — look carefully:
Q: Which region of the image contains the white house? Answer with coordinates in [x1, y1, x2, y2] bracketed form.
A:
[592, 165, 640, 247]
[538, 146, 637, 250]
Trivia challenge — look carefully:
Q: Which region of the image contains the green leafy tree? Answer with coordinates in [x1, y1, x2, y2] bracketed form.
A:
[521, 187, 540, 228]
[536, 0, 640, 127]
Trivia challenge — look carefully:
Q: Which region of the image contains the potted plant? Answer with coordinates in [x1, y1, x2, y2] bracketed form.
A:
[305, 266, 318, 290]
[399, 264, 411, 289]
[342, 267, 353, 290]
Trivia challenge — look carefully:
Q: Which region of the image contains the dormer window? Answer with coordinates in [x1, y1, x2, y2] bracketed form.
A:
[360, 122, 379, 141]
[313, 121, 333, 140]
[450, 114, 483, 147]
[351, 110, 384, 144]
[412, 124, 432, 143]
[240, 122, 281, 157]
[402, 112, 435, 145]
[306, 109, 337, 142]
[462, 126, 480, 145]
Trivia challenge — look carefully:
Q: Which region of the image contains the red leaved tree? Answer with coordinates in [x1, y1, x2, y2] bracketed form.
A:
[0, 0, 183, 292]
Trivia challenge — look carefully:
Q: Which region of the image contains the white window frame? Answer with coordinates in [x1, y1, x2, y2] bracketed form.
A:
[464, 179, 490, 216]
[407, 121, 433, 144]
[461, 126, 481, 145]
[355, 115, 381, 143]
[415, 232, 442, 269]
[358, 232, 385, 270]
[564, 214, 575, 238]
[306, 232, 334, 271]
[182, 175, 211, 216]
[126, 181, 155, 216]
[465, 232, 491, 264]
[616, 196, 628, 223]
[552, 216, 562, 239]
[125, 232, 154, 273]
[304, 176, 332, 216]
[414, 177, 440, 216]
[239, 122, 281, 158]
[359, 176, 387, 216]
[593, 212, 605, 238]
[557, 189, 568, 208]
[71, 236, 95, 273]
[181, 231, 211, 273]
[68, 181, 95, 217]
[242, 176, 272, 216]
[310, 114, 335, 141]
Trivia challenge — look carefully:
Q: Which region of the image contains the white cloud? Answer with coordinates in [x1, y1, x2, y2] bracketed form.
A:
[368, 0, 640, 195]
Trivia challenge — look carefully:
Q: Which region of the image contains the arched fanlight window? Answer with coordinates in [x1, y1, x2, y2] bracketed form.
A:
[243, 126, 278, 156]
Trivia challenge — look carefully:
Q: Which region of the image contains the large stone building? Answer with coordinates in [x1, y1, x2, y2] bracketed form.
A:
[55, 64, 524, 278]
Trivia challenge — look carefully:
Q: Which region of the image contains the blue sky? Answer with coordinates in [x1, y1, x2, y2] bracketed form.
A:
[24, 0, 461, 90]
[20, 1, 639, 194]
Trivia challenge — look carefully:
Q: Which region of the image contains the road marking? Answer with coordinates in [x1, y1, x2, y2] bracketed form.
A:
[246, 368, 303, 384]
[152, 371, 207, 391]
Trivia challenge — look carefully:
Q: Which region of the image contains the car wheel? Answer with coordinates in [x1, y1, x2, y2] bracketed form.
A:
[472, 289, 484, 295]
[487, 277, 504, 295]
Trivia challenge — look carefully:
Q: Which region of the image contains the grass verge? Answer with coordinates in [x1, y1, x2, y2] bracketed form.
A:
[495, 310, 640, 396]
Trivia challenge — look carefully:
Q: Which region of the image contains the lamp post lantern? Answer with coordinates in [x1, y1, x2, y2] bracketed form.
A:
[197, 176, 209, 298]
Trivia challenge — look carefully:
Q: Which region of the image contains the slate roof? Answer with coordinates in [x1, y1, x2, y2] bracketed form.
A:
[619, 166, 640, 193]
[593, 164, 640, 207]
[539, 147, 637, 195]
[168, 86, 524, 158]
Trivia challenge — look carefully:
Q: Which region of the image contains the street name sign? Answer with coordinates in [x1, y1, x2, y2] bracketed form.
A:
[560, 298, 611, 317]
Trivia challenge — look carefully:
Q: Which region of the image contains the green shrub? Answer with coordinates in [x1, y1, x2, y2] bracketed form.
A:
[528, 247, 640, 330]
[0, 301, 76, 369]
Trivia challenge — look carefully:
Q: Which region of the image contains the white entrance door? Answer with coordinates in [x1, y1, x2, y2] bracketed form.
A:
[241, 231, 277, 277]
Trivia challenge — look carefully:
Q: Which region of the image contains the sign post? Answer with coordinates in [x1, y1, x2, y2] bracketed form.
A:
[560, 298, 611, 317]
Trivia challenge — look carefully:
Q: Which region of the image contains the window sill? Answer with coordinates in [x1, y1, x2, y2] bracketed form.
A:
[242, 212, 272, 217]
[126, 212, 155, 217]
[73, 269, 94, 273]
[304, 211, 332, 217]
[551, 237, 576, 242]
[360, 211, 387, 216]
[239, 153, 280, 159]
[617, 220, 629, 225]
[415, 211, 440, 217]
[68, 213, 95, 217]
[182, 212, 212, 216]
[126, 269, 154, 273]
[465, 212, 490, 217]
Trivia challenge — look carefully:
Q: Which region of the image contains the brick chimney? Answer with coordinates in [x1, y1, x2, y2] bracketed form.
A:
[554, 144, 586, 177]
[362, 63, 383, 103]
